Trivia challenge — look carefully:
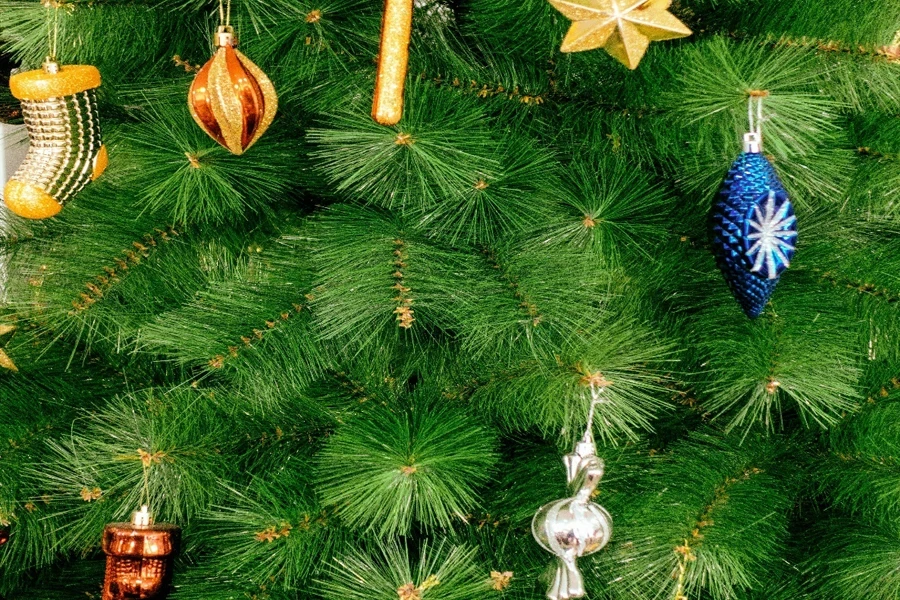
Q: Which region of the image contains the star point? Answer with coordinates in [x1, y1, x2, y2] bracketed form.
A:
[0, 324, 18, 372]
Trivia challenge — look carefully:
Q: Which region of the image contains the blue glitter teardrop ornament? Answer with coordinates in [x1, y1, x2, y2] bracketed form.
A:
[710, 134, 797, 318]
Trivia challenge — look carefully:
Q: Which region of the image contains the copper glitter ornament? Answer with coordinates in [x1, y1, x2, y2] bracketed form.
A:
[188, 26, 278, 155]
[3, 58, 107, 219]
[101, 506, 180, 600]
[0, 524, 10, 547]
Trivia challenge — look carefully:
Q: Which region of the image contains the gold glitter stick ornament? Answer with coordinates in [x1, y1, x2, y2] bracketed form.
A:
[3, 3, 107, 220]
[548, 0, 691, 69]
[372, 0, 414, 125]
[188, 0, 278, 155]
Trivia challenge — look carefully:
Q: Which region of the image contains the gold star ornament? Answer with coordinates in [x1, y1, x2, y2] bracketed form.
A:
[548, 0, 692, 69]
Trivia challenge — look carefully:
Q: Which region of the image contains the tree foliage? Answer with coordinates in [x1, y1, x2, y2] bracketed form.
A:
[1, 0, 899, 598]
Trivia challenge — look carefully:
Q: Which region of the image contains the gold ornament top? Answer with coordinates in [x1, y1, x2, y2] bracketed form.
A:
[10, 64, 101, 101]
[548, 0, 691, 69]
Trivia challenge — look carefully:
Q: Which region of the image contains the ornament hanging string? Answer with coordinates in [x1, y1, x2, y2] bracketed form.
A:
[582, 382, 606, 445]
[218, 0, 232, 28]
[43, 0, 60, 62]
[747, 91, 769, 139]
[140, 451, 151, 510]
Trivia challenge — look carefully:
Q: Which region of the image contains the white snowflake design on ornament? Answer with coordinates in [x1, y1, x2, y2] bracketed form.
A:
[746, 190, 797, 280]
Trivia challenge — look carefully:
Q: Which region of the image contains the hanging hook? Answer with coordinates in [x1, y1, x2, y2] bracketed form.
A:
[584, 382, 605, 443]
[745, 90, 769, 153]
[564, 381, 608, 484]
[42, 0, 61, 71]
[217, 0, 232, 27]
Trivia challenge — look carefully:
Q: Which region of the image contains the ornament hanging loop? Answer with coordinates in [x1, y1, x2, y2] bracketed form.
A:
[745, 90, 769, 153]
[583, 382, 605, 441]
[218, 0, 232, 28]
[140, 449, 152, 511]
[565, 383, 606, 485]
[42, 0, 61, 69]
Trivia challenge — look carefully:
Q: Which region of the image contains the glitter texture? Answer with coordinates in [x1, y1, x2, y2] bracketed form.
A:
[9, 64, 101, 100]
[548, 0, 691, 69]
[4, 65, 105, 219]
[189, 36, 278, 155]
[372, 0, 414, 125]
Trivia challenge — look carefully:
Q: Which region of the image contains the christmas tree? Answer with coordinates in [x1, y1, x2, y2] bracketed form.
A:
[1, 0, 899, 598]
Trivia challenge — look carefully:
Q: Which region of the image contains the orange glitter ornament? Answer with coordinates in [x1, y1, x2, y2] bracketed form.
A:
[188, 26, 278, 155]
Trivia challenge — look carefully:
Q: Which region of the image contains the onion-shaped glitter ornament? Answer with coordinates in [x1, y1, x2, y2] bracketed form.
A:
[101, 506, 180, 600]
[188, 26, 277, 155]
[3, 58, 107, 219]
[532, 435, 612, 600]
[710, 131, 797, 318]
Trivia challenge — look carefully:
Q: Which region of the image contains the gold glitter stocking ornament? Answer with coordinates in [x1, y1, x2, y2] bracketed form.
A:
[3, 4, 107, 220]
[188, 0, 278, 155]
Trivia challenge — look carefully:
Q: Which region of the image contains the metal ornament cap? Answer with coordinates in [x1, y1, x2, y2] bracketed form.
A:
[188, 30, 278, 155]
